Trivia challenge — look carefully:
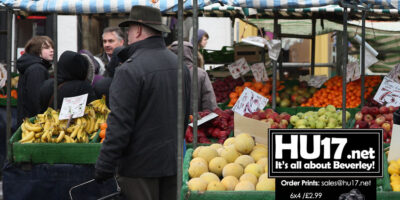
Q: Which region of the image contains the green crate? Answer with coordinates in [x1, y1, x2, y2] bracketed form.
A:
[182, 148, 275, 200]
[10, 118, 102, 164]
[0, 97, 17, 107]
[377, 191, 400, 199]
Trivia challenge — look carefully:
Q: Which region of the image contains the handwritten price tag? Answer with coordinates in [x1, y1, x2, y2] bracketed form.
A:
[228, 58, 250, 79]
[189, 113, 219, 127]
[59, 94, 89, 120]
[266, 40, 281, 61]
[373, 77, 400, 107]
[251, 63, 268, 82]
[232, 87, 269, 116]
[308, 76, 328, 88]
[387, 64, 400, 84]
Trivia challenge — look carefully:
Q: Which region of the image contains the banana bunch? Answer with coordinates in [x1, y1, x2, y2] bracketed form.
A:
[19, 101, 109, 144]
[90, 96, 110, 117]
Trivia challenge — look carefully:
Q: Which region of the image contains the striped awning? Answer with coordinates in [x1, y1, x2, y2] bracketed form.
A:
[0, 0, 214, 14]
[221, 0, 400, 10]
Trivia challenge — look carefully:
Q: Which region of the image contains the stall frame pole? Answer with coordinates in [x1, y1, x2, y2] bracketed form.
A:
[192, 0, 199, 150]
[272, 16, 278, 110]
[361, 9, 366, 107]
[6, 7, 13, 161]
[311, 18, 316, 76]
[53, 13, 58, 109]
[176, 0, 184, 199]
[341, 6, 348, 128]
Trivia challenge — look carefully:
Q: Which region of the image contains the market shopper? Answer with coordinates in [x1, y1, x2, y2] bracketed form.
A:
[96, 27, 125, 68]
[39, 51, 96, 111]
[93, 46, 124, 107]
[169, 41, 217, 112]
[16, 36, 54, 126]
[192, 29, 209, 68]
[95, 5, 191, 200]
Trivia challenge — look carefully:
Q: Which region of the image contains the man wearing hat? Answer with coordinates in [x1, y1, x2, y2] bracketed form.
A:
[95, 5, 191, 200]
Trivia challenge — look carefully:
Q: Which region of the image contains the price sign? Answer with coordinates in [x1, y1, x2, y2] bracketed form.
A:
[266, 39, 281, 61]
[188, 113, 218, 127]
[373, 77, 400, 107]
[387, 64, 400, 84]
[269, 129, 382, 200]
[346, 62, 360, 83]
[59, 94, 88, 120]
[0, 64, 7, 88]
[250, 63, 268, 82]
[228, 58, 250, 79]
[232, 87, 269, 116]
[308, 76, 328, 88]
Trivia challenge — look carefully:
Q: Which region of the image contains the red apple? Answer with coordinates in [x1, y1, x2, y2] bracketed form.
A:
[355, 111, 363, 121]
[361, 106, 370, 115]
[273, 116, 282, 123]
[251, 114, 261, 120]
[379, 106, 389, 114]
[267, 118, 274, 124]
[244, 113, 252, 118]
[370, 107, 380, 116]
[384, 113, 393, 121]
[280, 119, 289, 127]
[363, 114, 374, 123]
[278, 123, 287, 129]
[375, 116, 386, 126]
[388, 106, 396, 113]
[271, 122, 279, 129]
[388, 130, 392, 138]
[258, 112, 267, 119]
[383, 131, 388, 141]
[280, 113, 291, 121]
[355, 120, 369, 129]
[265, 109, 274, 114]
[382, 122, 392, 132]
[370, 124, 381, 129]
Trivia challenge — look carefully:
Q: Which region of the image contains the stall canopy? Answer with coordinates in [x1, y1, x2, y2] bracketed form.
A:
[0, 0, 214, 13]
[221, 0, 400, 9]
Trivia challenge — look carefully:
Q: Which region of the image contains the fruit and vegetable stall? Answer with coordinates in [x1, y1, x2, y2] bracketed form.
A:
[2, 0, 400, 199]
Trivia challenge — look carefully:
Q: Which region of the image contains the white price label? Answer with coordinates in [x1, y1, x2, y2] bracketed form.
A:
[346, 62, 360, 83]
[251, 63, 268, 82]
[59, 94, 89, 120]
[188, 113, 219, 127]
[373, 77, 400, 107]
[266, 40, 281, 61]
[228, 58, 250, 79]
[232, 87, 269, 116]
[387, 64, 400, 84]
[308, 76, 328, 88]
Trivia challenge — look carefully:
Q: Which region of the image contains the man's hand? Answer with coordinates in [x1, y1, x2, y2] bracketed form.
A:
[94, 168, 114, 183]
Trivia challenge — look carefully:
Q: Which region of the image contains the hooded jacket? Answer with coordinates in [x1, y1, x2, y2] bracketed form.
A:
[96, 36, 191, 178]
[16, 53, 52, 126]
[40, 51, 96, 112]
[169, 41, 217, 112]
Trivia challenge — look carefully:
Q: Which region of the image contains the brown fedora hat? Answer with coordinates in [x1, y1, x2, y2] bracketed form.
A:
[119, 5, 170, 33]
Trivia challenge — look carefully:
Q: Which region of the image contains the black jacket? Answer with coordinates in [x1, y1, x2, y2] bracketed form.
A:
[17, 53, 52, 126]
[40, 51, 96, 111]
[96, 36, 191, 178]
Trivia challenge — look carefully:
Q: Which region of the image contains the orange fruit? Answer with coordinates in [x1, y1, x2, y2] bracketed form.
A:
[99, 129, 106, 139]
[100, 123, 107, 130]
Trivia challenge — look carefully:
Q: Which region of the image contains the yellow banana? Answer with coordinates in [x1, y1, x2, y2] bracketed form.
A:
[41, 131, 48, 143]
[51, 110, 59, 125]
[70, 125, 80, 138]
[64, 135, 72, 143]
[56, 131, 65, 143]
[34, 132, 43, 138]
[24, 121, 43, 132]
[85, 117, 92, 133]
[66, 125, 75, 133]
[20, 131, 34, 143]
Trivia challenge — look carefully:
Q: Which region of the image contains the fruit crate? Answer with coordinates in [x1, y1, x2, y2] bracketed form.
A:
[181, 148, 275, 200]
[0, 97, 17, 107]
[9, 118, 102, 164]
